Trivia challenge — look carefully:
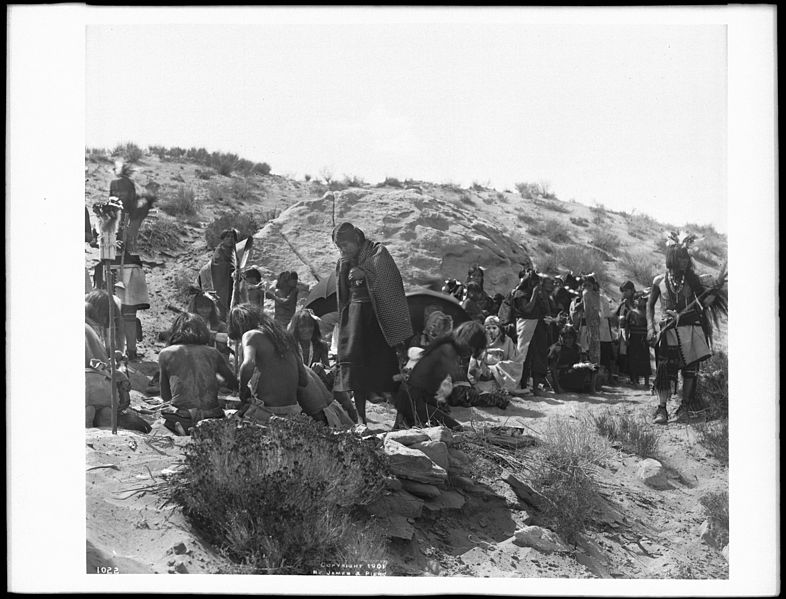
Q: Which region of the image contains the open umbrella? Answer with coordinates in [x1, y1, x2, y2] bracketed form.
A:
[406, 288, 471, 333]
[304, 270, 337, 317]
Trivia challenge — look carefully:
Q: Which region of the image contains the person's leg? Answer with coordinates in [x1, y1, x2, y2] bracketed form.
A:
[530, 323, 549, 395]
[334, 391, 359, 423]
[653, 342, 678, 424]
[676, 364, 701, 418]
[122, 306, 138, 359]
[353, 390, 368, 425]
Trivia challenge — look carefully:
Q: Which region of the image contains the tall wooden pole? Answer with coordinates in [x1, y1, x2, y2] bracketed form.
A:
[104, 261, 118, 435]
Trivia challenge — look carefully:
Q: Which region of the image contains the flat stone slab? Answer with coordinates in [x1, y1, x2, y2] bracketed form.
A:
[384, 438, 448, 485]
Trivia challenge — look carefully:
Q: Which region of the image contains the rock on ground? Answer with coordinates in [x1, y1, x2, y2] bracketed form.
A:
[384, 430, 430, 447]
[383, 438, 448, 485]
[409, 440, 450, 472]
[513, 526, 570, 554]
[400, 480, 442, 499]
[636, 458, 672, 490]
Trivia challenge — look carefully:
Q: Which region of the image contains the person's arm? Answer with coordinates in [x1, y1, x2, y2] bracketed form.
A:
[647, 281, 661, 344]
[159, 352, 172, 402]
[215, 351, 238, 390]
[238, 332, 258, 401]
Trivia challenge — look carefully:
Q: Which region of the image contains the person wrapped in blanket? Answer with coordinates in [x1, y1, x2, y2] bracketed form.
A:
[547, 324, 598, 394]
[647, 233, 724, 424]
[85, 290, 151, 432]
[461, 265, 499, 321]
[158, 313, 237, 435]
[616, 281, 652, 387]
[287, 308, 359, 425]
[332, 222, 413, 425]
[467, 315, 521, 401]
[188, 291, 230, 356]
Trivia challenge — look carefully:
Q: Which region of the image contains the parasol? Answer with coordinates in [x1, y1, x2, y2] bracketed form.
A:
[304, 271, 338, 317]
[406, 288, 471, 333]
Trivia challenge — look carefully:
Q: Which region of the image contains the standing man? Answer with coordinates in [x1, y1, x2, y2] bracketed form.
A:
[647, 233, 715, 424]
[332, 222, 413, 424]
[513, 272, 557, 395]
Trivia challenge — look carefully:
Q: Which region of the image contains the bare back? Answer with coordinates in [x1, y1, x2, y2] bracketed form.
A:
[159, 344, 234, 413]
[241, 329, 305, 407]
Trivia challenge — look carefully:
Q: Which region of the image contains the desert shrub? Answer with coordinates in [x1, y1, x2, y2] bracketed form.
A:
[496, 192, 506, 202]
[590, 203, 608, 225]
[528, 218, 571, 244]
[149, 145, 168, 159]
[167, 146, 186, 158]
[234, 158, 255, 177]
[458, 192, 475, 206]
[697, 350, 728, 419]
[570, 216, 590, 228]
[231, 177, 258, 202]
[535, 252, 559, 274]
[159, 186, 199, 217]
[303, 174, 312, 182]
[252, 162, 272, 176]
[135, 218, 185, 254]
[590, 227, 621, 254]
[206, 182, 230, 203]
[310, 181, 328, 196]
[691, 247, 720, 267]
[625, 211, 658, 239]
[699, 490, 729, 546]
[536, 198, 571, 213]
[697, 235, 727, 259]
[167, 417, 390, 574]
[195, 168, 215, 180]
[379, 177, 402, 188]
[515, 182, 540, 200]
[213, 152, 239, 176]
[327, 180, 349, 192]
[518, 213, 536, 225]
[531, 417, 610, 543]
[592, 411, 660, 458]
[173, 268, 198, 301]
[482, 195, 495, 205]
[695, 419, 729, 464]
[342, 175, 367, 188]
[111, 142, 144, 164]
[619, 251, 659, 288]
[556, 245, 607, 279]
[86, 147, 111, 162]
[537, 239, 555, 255]
[442, 182, 464, 194]
[471, 181, 487, 192]
[205, 211, 261, 249]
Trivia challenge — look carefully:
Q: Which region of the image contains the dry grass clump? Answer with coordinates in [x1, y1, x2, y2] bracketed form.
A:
[695, 419, 728, 464]
[699, 490, 729, 547]
[159, 186, 199, 217]
[590, 227, 621, 254]
[518, 213, 536, 225]
[530, 417, 610, 544]
[378, 177, 403, 188]
[590, 203, 608, 225]
[167, 417, 390, 575]
[135, 219, 185, 254]
[625, 211, 658, 239]
[111, 142, 145, 163]
[556, 245, 607, 280]
[592, 410, 660, 458]
[536, 198, 571, 213]
[619, 251, 660, 288]
[528, 218, 571, 244]
[698, 350, 728, 419]
[86, 147, 112, 163]
[231, 177, 262, 203]
[570, 216, 590, 228]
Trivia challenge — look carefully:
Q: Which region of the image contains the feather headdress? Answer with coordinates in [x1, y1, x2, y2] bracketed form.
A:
[665, 230, 703, 250]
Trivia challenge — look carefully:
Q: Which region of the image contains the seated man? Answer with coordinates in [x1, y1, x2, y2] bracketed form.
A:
[85, 290, 151, 433]
[228, 303, 308, 423]
[394, 321, 490, 430]
[548, 325, 597, 394]
[158, 313, 238, 435]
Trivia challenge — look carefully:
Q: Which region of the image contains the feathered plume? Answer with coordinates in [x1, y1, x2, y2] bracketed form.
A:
[665, 230, 703, 250]
[701, 260, 729, 342]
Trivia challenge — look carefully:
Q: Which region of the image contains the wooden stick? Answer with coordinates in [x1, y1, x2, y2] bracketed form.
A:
[104, 261, 118, 434]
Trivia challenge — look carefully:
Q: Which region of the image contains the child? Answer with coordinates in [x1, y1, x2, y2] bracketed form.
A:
[242, 267, 266, 308]
[187, 291, 230, 355]
[266, 271, 299, 328]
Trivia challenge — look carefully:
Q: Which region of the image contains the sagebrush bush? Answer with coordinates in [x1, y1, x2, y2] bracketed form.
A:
[557, 245, 607, 280]
[698, 350, 728, 419]
[590, 227, 621, 254]
[625, 211, 657, 240]
[195, 168, 215, 180]
[695, 419, 728, 464]
[620, 251, 659, 288]
[458, 192, 475, 206]
[590, 203, 608, 225]
[205, 211, 261, 249]
[518, 213, 536, 225]
[231, 177, 260, 202]
[159, 186, 199, 217]
[379, 177, 402, 188]
[536, 199, 571, 214]
[528, 218, 571, 244]
[112, 142, 145, 163]
[570, 216, 590, 228]
[86, 147, 111, 162]
[471, 181, 487, 192]
[592, 411, 660, 458]
[515, 182, 540, 200]
[531, 417, 610, 543]
[342, 175, 367, 188]
[135, 218, 185, 254]
[167, 417, 390, 574]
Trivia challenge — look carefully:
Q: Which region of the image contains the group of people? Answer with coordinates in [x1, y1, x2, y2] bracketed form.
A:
[85, 162, 723, 433]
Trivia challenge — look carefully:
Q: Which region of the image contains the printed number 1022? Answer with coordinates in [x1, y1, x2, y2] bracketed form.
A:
[96, 566, 119, 574]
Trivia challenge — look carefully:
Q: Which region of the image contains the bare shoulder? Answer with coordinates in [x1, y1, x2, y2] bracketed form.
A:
[158, 345, 176, 364]
[651, 273, 665, 288]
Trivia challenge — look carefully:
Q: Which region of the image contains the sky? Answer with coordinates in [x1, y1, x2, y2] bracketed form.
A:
[85, 14, 728, 233]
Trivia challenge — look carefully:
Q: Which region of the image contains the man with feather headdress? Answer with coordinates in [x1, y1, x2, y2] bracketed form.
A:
[647, 231, 727, 424]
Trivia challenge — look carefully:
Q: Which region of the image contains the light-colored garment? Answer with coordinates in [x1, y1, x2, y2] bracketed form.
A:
[244, 402, 302, 424]
[663, 325, 711, 367]
[111, 264, 150, 308]
[515, 318, 538, 359]
[322, 399, 355, 429]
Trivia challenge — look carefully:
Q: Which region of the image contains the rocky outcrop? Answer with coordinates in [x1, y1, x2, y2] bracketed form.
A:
[512, 526, 570, 554]
[636, 458, 672, 490]
[383, 438, 448, 486]
[250, 188, 531, 291]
